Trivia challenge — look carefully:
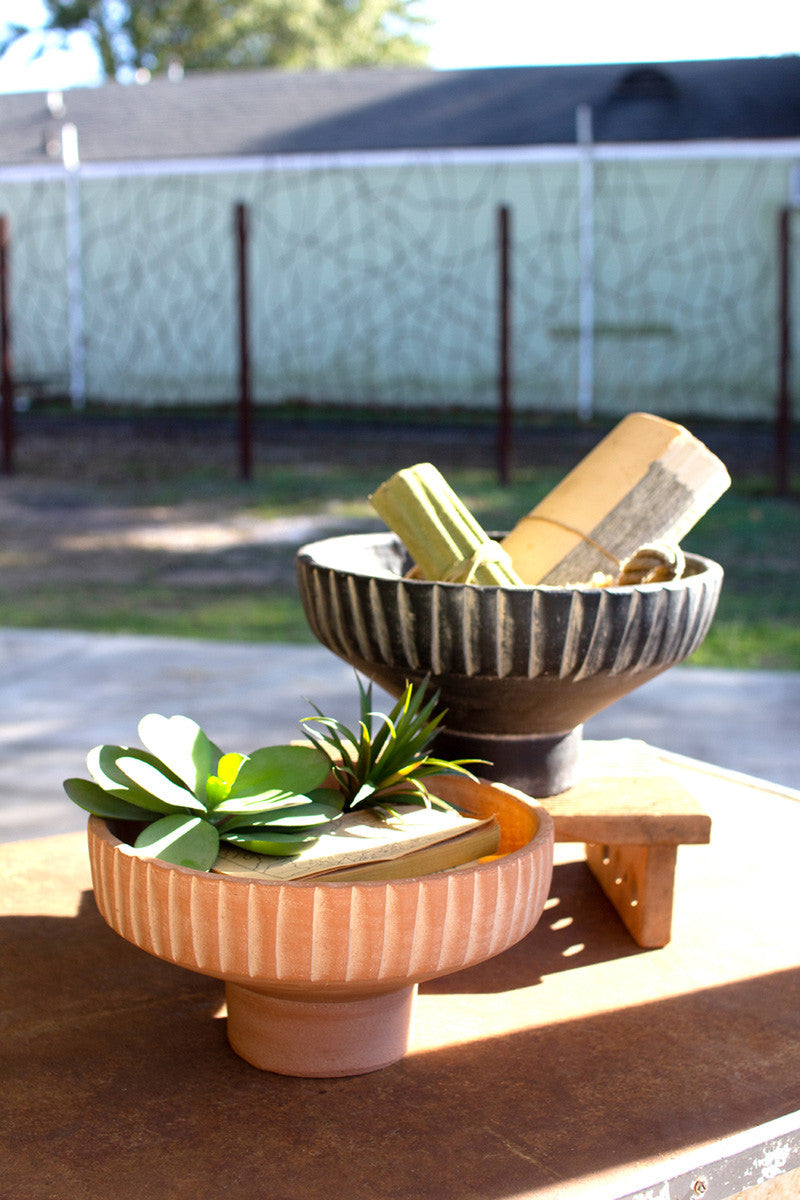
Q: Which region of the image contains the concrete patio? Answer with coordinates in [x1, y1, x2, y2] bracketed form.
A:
[2, 626, 798, 844]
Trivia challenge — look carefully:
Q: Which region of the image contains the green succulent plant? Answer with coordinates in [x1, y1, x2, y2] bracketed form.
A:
[300, 676, 477, 813]
[63, 713, 341, 872]
[64, 678, 477, 872]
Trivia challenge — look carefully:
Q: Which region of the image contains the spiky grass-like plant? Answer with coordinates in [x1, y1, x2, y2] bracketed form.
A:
[301, 677, 477, 814]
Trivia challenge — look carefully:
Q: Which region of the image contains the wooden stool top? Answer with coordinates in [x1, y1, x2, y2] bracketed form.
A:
[543, 739, 712, 846]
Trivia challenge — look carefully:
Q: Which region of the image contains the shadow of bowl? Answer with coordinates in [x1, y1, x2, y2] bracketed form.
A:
[295, 532, 723, 796]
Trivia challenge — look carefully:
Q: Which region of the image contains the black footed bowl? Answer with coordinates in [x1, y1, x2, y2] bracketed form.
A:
[295, 532, 723, 796]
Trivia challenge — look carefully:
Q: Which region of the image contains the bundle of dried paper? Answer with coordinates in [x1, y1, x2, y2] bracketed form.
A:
[370, 461, 523, 585]
[501, 412, 730, 586]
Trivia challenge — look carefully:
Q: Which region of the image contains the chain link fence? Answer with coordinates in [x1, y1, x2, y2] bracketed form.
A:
[1, 147, 797, 422]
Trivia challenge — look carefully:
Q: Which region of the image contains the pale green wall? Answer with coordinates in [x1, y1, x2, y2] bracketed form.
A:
[79, 174, 237, 402]
[244, 160, 579, 409]
[589, 157, 789, 418]
[1, 153, 795, 418]
[0, 178, 70, 394]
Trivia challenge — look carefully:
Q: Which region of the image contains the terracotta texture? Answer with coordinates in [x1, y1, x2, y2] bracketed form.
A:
[87, 774, 554, 1077]
[295, 532, 723, 792]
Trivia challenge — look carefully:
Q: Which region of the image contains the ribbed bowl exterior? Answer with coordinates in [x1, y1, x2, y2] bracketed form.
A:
[87, 777, 554, 1001]
[295, 533, 723, 734]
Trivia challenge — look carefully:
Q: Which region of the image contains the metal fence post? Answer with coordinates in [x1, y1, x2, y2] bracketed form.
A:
[1, 214, 13, 476]
[62, 123, 86, 409]
[235, 201, 253, 482]
[776, 206, 793, 495]
[497, 204, 512, 486]
[576, 103, 595, 422]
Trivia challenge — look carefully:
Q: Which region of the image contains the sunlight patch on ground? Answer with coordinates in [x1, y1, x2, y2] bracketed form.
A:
[58, 512, 367, 554]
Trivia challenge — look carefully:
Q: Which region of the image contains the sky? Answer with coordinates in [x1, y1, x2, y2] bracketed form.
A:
[0, 0, 798, 94]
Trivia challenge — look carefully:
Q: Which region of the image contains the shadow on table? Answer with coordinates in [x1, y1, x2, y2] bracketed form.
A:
[424, 858, 647, 994]
[2, 879, 798, 1200]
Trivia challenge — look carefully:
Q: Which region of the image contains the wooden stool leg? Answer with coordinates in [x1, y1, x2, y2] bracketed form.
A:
[585, 842, 679, 949]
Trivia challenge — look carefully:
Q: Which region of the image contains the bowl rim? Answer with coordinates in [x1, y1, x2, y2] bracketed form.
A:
[88, 778, 554, 892]
[296, 531, 723, 594]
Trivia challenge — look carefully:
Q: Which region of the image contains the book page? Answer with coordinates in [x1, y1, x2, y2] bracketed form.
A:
[212, 805, 496, 882]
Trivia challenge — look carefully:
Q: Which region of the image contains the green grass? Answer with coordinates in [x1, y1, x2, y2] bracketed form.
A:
[3, 435, 799, 668]
[681, 482, 800, 669]
[241, 465, 567, 527]
[0, 585, 316, 643]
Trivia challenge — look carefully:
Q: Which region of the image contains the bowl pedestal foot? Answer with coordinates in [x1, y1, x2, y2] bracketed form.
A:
[434, 726, 583, 797]
[225, 982, 417, 1077]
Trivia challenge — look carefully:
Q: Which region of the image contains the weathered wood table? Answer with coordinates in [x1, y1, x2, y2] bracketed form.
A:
[2, 748, 799, 1200]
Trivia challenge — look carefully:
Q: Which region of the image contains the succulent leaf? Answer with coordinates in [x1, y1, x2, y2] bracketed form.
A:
[305, 787, 346, 809]
[221, 826, 321, 856]
[220, 798, 341, 833]
[132, 814, 220, 871]
[216, 752, 244, 785]
[211, 788, 304, 815]
[204, 754, 246, 808]
[88, 743, 186, 791]
[205, 775, 230, 806]
[137, 714, 222, 799]
[116, 756, 206, 812]
[85, 749, 187, 814]
[63, 777, 157, 821]
[223, 744, 329, 804]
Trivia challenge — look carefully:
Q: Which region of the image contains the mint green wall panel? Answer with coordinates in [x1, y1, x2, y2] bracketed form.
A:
[0, 179, 69, 394]
[1, 153, 795, 419]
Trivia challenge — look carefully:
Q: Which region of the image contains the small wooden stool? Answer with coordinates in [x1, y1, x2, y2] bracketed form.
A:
[542, 739, 711, 948]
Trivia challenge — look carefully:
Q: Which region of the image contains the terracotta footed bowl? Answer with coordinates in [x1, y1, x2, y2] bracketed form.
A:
[87, 774, 554, 1078]
[295, 532, 723, 795]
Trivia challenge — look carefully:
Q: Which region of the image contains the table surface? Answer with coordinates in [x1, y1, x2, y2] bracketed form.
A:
[2, 750, 799, 1200]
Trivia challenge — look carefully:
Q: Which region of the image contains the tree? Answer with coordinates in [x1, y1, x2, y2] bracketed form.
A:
[1, 0, 430, 81]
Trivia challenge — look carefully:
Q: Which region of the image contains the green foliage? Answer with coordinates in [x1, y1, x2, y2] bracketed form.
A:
[1, 0, 429, 78]
[64, 711, 338, 870]
[63, 677, 472, 868]
[301, 676, 477, 813]
[0, 585, 314, 643]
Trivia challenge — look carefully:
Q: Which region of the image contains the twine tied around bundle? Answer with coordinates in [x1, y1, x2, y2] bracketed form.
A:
[520, 516, 685, 585]
[520, 514, 622, 568]
[617, 542, 686, 585]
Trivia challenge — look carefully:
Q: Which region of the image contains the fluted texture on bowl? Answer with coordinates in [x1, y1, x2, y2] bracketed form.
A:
[295, 532, 723, 736]
[87, 777, 553, 1001]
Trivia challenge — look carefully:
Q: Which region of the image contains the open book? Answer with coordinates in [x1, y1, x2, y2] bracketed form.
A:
[212, 804, 501, 883]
